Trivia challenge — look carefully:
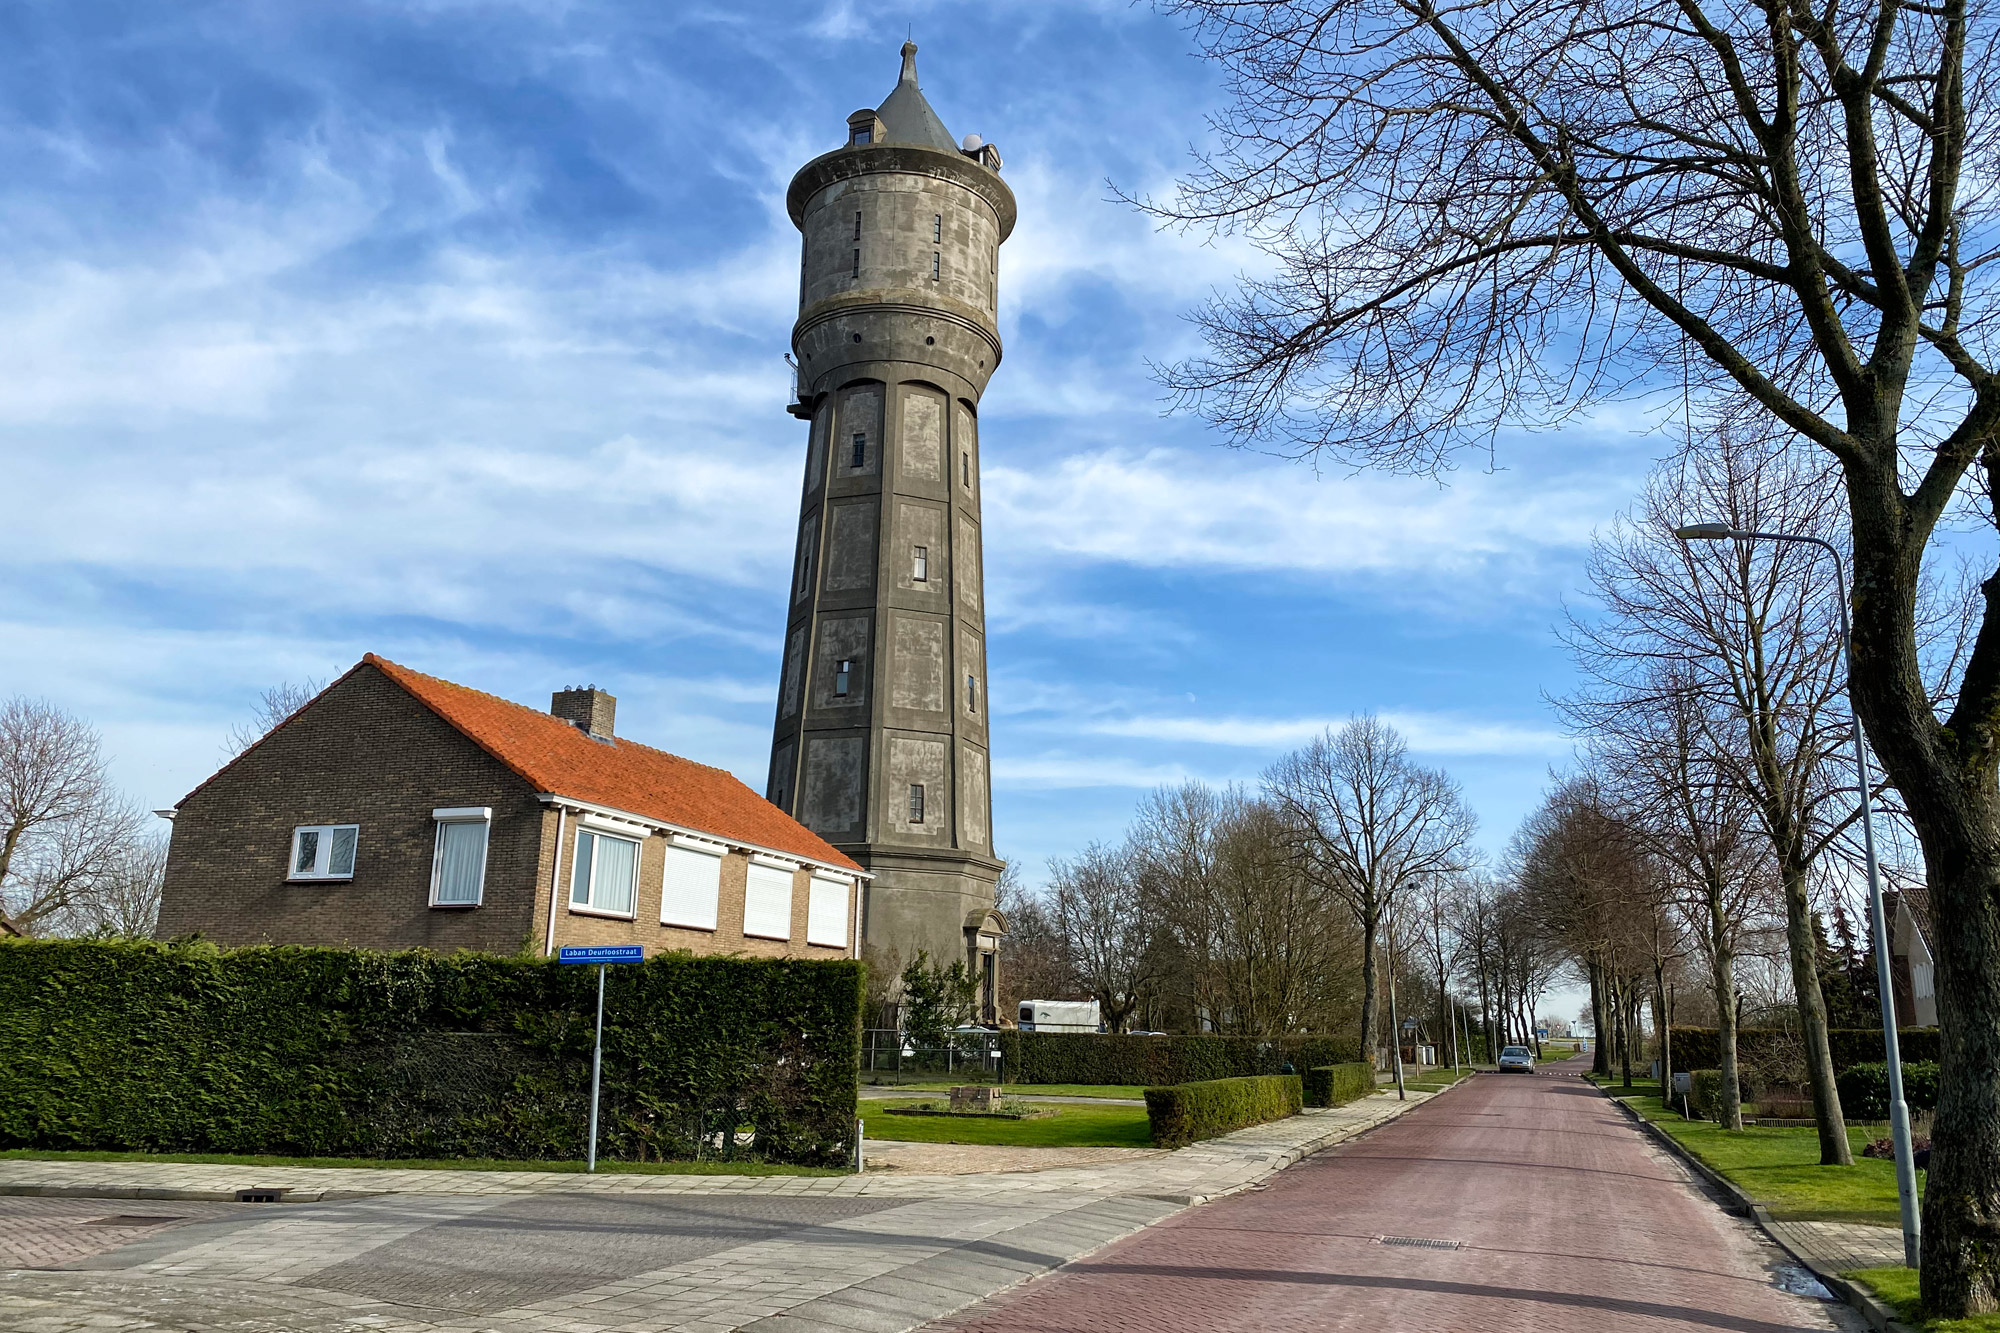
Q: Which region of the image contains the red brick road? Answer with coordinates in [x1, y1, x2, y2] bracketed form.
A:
[938, 1061, 1853, 1332]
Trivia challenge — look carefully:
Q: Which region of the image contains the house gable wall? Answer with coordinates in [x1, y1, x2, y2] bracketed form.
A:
[157, 664, 543, 952]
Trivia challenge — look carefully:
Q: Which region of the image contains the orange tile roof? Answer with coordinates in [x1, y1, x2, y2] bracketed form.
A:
[364, 654, 861, 872]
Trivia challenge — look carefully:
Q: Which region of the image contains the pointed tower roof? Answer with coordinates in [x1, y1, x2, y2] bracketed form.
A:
[875, 42, 960, 152]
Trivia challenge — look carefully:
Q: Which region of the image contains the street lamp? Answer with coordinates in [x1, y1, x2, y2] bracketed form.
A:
[1674, 522, 1922, 1268]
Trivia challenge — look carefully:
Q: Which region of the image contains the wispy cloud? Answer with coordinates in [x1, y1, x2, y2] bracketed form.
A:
[1081, 711, 1567, 757]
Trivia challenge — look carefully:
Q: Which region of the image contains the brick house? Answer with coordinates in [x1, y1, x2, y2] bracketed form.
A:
[156, 655, 864, 960]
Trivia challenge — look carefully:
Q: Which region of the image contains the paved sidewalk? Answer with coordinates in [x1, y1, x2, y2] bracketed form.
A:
[0, 1089, 1428, 1205]
[1763, 1221, 1903, 1276]
[0, 1090, 1433, 1333]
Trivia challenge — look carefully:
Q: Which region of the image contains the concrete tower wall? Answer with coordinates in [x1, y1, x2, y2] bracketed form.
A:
[768, 51, 1012, 1011]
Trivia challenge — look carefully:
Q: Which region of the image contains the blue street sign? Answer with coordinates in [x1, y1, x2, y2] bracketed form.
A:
[559, 945, 644, 965]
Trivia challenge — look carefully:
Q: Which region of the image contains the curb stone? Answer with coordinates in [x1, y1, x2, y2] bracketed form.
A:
[1595, 1084, 1917, 1333]
[0, 1183, 385, 1204]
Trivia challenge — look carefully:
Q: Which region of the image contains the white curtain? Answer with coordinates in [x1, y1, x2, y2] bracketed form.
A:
[434, 821, 488, 905]
[593, 834, 638, 915]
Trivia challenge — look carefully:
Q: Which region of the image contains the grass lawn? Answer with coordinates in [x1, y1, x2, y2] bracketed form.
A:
[862, 1098, 1154, 1148]
[1592, 1081, 1920, 1225]
[1405, 1067, 1474, 1091]
[865, 1081, 1149, 1100]
[1846, 1266, 2000, 1332]
[0, 1148, 844, 1177]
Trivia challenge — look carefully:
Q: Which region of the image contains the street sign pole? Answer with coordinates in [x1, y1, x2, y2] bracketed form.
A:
[557, 944, 645, 1175]
[588, 962, 605, 1173]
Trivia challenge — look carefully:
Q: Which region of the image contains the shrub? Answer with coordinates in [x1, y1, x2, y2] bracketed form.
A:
[1687, 1069, 1726, 1119]
[1303, 1063, 1376, 1108]
[1836, 1061, 1941, 1121]
[1670, 1026, 1940, 1074]
[0, 938, 862, 1166]
[1144, 1074, 1303, 1149]
[998, 1031, 1359, 1087]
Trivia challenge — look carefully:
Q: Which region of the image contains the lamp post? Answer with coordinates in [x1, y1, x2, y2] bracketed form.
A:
[1673, 522, 1921, 1268]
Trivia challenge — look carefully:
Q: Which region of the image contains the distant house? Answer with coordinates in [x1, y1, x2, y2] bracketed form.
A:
[156, 655, 864, 960]
[1886, 888, 1938, 1028]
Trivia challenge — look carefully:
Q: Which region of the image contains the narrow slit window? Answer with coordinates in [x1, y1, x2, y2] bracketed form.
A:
[912, 545, 928, 582]
[909, 783, 925, 824]
[854, 210, 862, 240]
[851, 431, 867, 468]
[834, 658, 852, 697]
[933, 214, 942, 243]
[932, 252, 941, 280]
[967, 673, 978, 713]
[961, 451, 970, 487]
[851, 248, 860, 278]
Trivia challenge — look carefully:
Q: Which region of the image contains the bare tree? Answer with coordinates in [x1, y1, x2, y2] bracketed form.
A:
[1147, 0, 1999, 1304]
[1266, 717, 1477, 1063]
[224, 679, 325, 758]
[1411, 871, 1474, 1064]
[49, 831, 167, 939]
[1049, 842, 1153, 1034]
[995, 859, 1079, 1014]
[1562, 435, 1865, 1160]
[0, 698, 146, 937]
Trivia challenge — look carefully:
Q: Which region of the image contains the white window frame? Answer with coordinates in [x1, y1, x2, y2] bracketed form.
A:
[429, 807, 491, 908]
[807, 875, 852, 948]
[288, 824, 359, 882]
[570, 821, 643, 919]
[660, 837, 725, 931]
[743, 858, 796, 941]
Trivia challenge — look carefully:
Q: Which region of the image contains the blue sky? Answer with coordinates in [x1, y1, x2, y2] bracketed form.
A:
[0, 0, 1663, 910]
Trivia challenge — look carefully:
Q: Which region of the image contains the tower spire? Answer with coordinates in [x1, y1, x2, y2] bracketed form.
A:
[900, 40, 919, 85]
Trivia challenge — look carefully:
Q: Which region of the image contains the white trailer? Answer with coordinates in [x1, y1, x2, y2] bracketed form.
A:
[1018, 1000, 1102, 1033]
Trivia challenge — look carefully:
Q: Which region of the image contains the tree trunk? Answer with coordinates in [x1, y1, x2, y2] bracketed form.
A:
[1653, 964, 1672, 1104]
[1708, 918, 1743, 1131]
[1589, 958, 1611, 1076]
[1781, 860, 1852, 1164]
[1359, 906, 1380, 1068]
[1615, 976, 1634, 1089]
[1916, 825, 2000, 1310]
[1476, 956, 1493, 1066]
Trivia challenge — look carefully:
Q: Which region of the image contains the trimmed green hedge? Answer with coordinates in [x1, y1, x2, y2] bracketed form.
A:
[998, 1031, 1359, 1086]
[1836, 1061, 1941, 1120]
[1304, 1063, 1375, 1108]
[1144, 1074, 1303, 1149]
[1669, 1026, 1940, 1074]
[0, 938, 862, 1166]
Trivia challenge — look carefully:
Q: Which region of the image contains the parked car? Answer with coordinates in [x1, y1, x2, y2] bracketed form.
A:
[1498, 1045, 1536, 1073]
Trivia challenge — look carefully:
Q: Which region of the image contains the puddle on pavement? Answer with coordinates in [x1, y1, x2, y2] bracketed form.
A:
[1772, 1263, 1834, 1300]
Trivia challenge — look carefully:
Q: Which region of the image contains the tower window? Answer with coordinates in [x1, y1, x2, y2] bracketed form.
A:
[851, 431, 867, 468]
[913, 545, 928, 581]
[909, 783, 925, 823]
[932, 252, 941, 281]
[854, 210, 862, 240]
[933, 214, 942, 243]
[851, 248, 860, 279]
[851, 127, 872, 146]
[961, 451, 970, 487]
[967, 673, 978, 713]
[834, 659, 852, 697]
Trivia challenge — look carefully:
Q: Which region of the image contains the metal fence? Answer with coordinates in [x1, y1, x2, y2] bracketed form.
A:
[860, 1028, 1004, 1085]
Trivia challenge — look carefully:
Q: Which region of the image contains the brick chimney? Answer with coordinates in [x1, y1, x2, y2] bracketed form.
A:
[551, 686, 616, 740]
